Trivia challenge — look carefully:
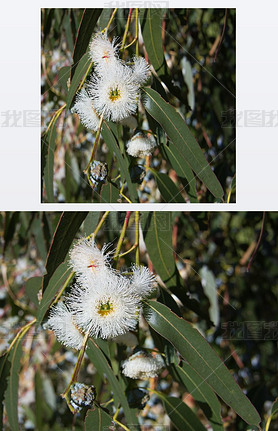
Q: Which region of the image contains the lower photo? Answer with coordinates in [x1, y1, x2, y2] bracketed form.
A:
[0, 211, 276, 430]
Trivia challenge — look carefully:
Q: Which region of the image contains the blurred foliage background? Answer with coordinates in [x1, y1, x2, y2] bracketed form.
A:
[1, 211, 277, 430]
[41, 8, 235, 203]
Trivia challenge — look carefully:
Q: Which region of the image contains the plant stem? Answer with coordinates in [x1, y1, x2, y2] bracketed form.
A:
[51, 271, 75, 307]
[94, 211, 110, 237]
[105, 8, 118, 32]
[135, 9, 139, 56]
[135, 211, 140, 265]
[61, 330, 90, 406]
[6, 319, 36, 355]
[84, 113, 104, 176]
[120, 183, 132, 203]
[121, 9, 133, 50]
[43, 104, 66, 136]
[77, 61, 93, 92]
[113, 408, 130, 431]
[118, 243, 137, 258]
[114, 212, 132, 264]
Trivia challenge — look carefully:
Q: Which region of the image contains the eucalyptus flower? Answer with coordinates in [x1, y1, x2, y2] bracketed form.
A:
[126, 133, 157, 157]
[122, 351, 164, 379]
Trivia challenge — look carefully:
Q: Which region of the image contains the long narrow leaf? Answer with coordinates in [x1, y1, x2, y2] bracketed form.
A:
[85, 408, 113, 430]
[37, 262, 72, 326]
[142, 88, 224, 198]
[71, 9, 102, 80]
[143, 300, 260, 426]
[171, 362, 224, 431]
[87, 339, 139, 430]
[156, 393, 207, 431]
[42, 212, 88, 293]
[102, 122, 138, 203]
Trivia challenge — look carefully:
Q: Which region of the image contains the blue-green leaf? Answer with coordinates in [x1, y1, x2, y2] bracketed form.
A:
[143, 300, 261, 426]
[142, 88, 224, 199]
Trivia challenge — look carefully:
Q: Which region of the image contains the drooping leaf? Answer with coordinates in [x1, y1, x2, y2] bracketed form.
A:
[142, 88, 224, 199]
[42, 114, 58, 203]
[148, 169, 185, 203]
[4, 338, 23, 431]
[71, 9, 102, 80]
[37, 262, 73, 326]
[85, 407, 113, 430]
[42, 9, 55, 45]
[58, 66, 71, 92]
[156, 393, 207, 431]
[200, 266, 220, 328]
[25, 276, 43, 308]
[270, 397, 278, 416]
[63, 11, 74, 52]
[181, 56, 195, 111]
[3, 212, 20, 254]
[141, 212, 177, 287]
[102, 121, 138, 203]
[100, 182, 120, 203]
[87, 339, 139, 430]
[140, 9, 167, 76]
[160, 141, 198, 202]
[99, 8, 112, 30]
[83, 212, 101, 237]
[0, 354, 11, 428]
[42, 212, 88, 293]
[143, 300, 261, 426]
[171, 362, 224, 431]
[67, 52, 92, 110]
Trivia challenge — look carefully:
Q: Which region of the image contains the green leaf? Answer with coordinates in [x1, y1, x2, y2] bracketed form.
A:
[142, 88, 224, 199]
[67, 52, 92, 110]
[42, 212, 88, 293]
[181, 56, 195, 111]
[143, 300, 261, 426]
[42, 115, 58, 203]
[141, 212, 177, 287]
[85, 407, 113, 430]
[200, 266, 220, 328]
[43, 9, 55, 45]
[3, 212, 20, 254]
[102, 122, 138, 203]
[37, 262, 73, 326]
[140, 9, 166, 75]
[34, 371, 44, 430]
[156, 393, 207, 431]
[71, 9, 102, 80]
[58, 66, 71, 92]
[271, 397, 278, 416]
[99, 8, 112, 30]
[0, 354, 11, 428]
[148, 169, 185, 203]
[87, 339, 139, 430]
[171, 362, 224, 431]
[5, 338, 23, 431]
[100, 182, 120, 203]
[63, 11, 74, 52]
[25, 276, 43, 308]
[160, 141, 198, 202]
[83, 212, 101, 237]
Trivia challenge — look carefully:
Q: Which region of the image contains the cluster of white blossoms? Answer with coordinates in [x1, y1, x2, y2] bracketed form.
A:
[44, 237, 156, 348]
[126, 132, 157, 158]
[122, 351, 164, 380]
[71, 33, 151, 127]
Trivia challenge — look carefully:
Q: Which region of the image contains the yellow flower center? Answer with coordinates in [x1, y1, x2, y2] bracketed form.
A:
[88, 260, 97, 271]
[102, 50, 109, 60]
[109, 87, 121, 102]
[97, 299, 114, 317]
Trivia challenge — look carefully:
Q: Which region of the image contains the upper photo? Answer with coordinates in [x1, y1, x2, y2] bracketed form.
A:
[41, 8, 235, 204]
